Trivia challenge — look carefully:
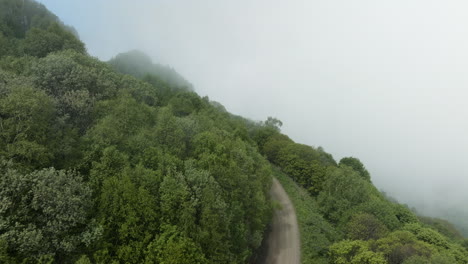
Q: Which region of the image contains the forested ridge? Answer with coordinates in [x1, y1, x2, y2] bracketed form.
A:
[0, 1, 272, 263]
[0, 1, 467, 263]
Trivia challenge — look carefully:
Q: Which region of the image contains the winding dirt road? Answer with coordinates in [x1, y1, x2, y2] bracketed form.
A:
[262, 178, 300, 264]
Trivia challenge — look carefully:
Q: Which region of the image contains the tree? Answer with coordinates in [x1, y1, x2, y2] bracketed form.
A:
[0, 0, 77, 40]
[461, 239, 468, 251]
[89, 146, 129, 190]
[22, 27, 63, 57]
[0, 32, 12, 58]
[393, 204, 418, 226]
[264, 116, 283, 131]
[0, 84, 55, 168]
[119, 74, 159, 106]
[329, 240, 386, 264]
[317, 146, 337, 166]
[355, 197, 401, 230]
[182, 161, 230, 262]
[430, 253, 456, 264]
[169, 92, 202, 117]
[86, 93, 155, 151]
[339, 157, 371, 182]
[374, 230, 435, 264]
[262, 133, 293, 164]
[191, 129, 272, 262]
[31, 50, 119, 101]
[402, 255, 429, 264]
[21, 22, 85, 58]
[317, 166, 371, 223]
[403, 223, 450, 249]
[145, 225, 207, 264]
[0, 164, 97, 262]
[155, 107, 186, 157]
[97, 172, 158, 263]
[0, 238, 15, 264]
[47, 23, 85, 53]
[346, 213, 388, 240]
[74, 255, 92, 264]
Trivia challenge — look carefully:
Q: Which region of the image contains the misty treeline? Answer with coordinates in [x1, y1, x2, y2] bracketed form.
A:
[0, 0, 467, 264]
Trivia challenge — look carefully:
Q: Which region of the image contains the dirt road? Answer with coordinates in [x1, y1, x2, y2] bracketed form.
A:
[262, 178, 300, 264]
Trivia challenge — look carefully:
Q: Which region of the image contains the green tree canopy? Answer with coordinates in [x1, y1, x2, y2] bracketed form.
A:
[339, 157, 371, 182]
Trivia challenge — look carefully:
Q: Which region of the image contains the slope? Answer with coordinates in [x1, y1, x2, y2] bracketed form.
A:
[250, 122, 468, 264]
[0, 1, 272, 263]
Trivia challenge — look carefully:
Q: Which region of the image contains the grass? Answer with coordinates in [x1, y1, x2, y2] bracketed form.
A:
[273, 167, 338, 264]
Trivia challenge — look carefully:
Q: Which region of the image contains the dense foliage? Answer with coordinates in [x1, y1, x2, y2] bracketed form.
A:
[0, 1, 272, 263]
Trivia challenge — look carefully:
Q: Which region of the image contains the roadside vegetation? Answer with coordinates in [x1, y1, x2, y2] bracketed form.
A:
[273, 167, 337, 264]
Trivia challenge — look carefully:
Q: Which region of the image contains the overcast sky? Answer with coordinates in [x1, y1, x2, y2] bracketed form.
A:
[39, 0, 468, 218]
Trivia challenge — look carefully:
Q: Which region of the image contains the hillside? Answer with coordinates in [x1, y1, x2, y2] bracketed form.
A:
[251, 124, 468, 263]
[1, 1, 467, 264]
[0, 1, 272, 263]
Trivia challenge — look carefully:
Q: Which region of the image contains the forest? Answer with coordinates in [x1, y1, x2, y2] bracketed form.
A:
[0, 0, 467, 263]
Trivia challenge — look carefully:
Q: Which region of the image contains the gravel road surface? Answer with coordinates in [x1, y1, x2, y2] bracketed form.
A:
[262, 178, 300, 264]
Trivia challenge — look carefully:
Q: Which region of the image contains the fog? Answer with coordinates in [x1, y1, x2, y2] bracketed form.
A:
[39, 0, 468, 226]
